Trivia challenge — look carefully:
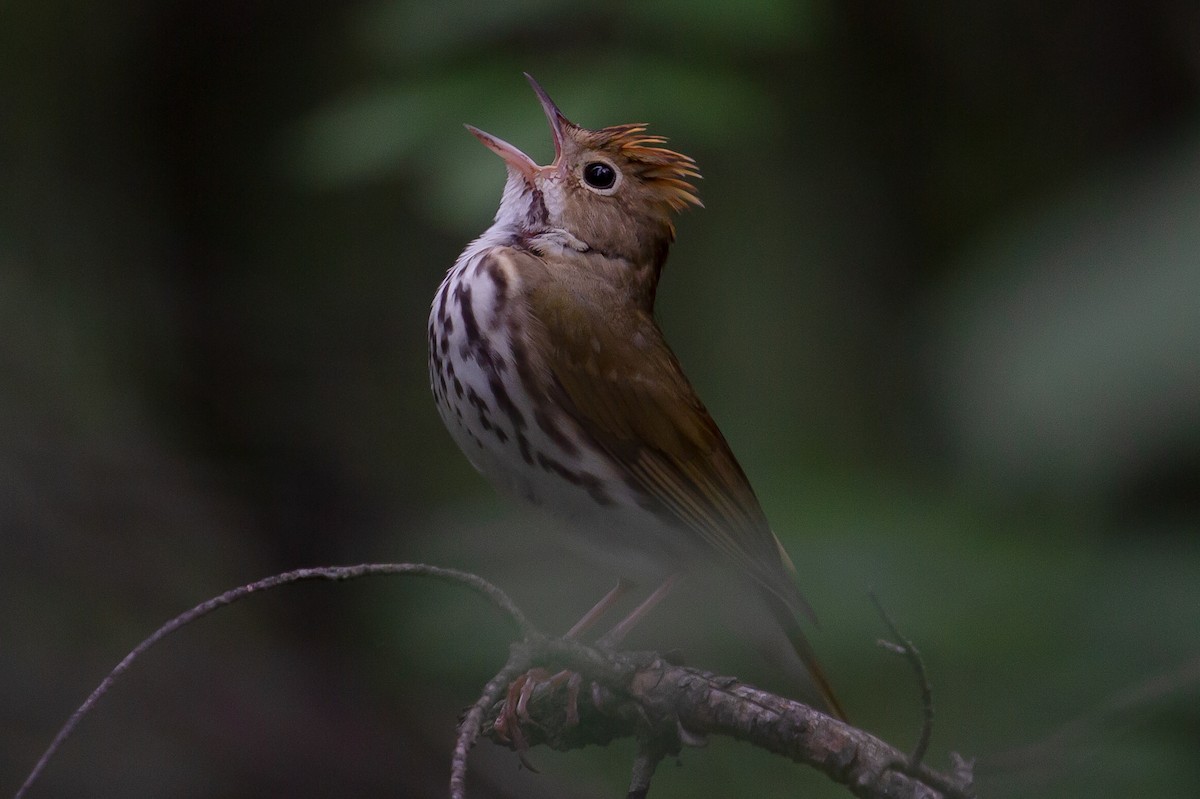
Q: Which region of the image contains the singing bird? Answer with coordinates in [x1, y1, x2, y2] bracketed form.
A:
[428, 75, 845, 719]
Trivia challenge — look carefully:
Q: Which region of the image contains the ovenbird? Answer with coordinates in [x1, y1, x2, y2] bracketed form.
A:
[429, 75, 845, 720]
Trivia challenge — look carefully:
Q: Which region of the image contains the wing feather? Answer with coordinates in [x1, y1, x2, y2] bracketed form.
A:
[512, 246, 844, 718]
[521, 252, 813, 622]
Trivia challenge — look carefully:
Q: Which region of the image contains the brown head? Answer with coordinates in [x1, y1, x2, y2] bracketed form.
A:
[467, 74, 701, 270]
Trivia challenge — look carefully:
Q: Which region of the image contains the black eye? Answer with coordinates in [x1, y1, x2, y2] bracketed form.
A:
[582, 161, 617, 190]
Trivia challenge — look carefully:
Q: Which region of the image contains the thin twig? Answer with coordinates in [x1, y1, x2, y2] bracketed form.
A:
[870, 591, 934, 770]
[16, 563, 533, 799]
[451, 640, 540, 799]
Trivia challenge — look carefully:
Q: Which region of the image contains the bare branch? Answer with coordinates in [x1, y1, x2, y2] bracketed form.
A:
[626, 727, 676, 799]
[18, 563, 978, 799]
[477, 637, 976, 799]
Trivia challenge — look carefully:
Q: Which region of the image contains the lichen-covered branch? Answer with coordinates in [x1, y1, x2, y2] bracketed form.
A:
[473, 639, 975, 799]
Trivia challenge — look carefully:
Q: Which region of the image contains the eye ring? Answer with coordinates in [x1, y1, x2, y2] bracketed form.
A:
[581, 160, 619, 193]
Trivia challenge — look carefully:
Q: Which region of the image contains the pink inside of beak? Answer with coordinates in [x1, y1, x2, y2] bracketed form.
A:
[464, 124, 540, 180]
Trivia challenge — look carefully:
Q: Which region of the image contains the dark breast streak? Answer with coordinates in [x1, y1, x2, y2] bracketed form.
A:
[435, 247, 616, 509]
[452, 257, 533, 465]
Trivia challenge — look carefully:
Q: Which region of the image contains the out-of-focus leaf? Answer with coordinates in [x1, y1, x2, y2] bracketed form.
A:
[627, 0, 823, 49]
[352, 0, 575, 64]
[926, 126, 1200, 494]
[353, 0, 818, 65]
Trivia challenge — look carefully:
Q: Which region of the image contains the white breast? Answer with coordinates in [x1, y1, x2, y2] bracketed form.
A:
[428, 228, 677, 582]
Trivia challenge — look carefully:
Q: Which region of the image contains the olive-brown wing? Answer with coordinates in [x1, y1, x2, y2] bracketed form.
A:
[527, 272, 809, 620]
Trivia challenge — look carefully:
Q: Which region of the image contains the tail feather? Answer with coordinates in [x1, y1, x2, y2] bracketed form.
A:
[764, 591, 849, 722]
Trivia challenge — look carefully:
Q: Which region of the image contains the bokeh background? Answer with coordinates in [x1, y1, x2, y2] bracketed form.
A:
[4, 1, 1198, 797]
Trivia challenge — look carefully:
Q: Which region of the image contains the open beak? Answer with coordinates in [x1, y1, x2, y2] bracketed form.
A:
[465, 73, 572, 180]
[524, 73, 570, 163]
[464, 124, 540, 181]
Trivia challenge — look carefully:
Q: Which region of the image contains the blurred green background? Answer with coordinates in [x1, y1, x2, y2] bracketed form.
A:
[3, 0, 1198, 796]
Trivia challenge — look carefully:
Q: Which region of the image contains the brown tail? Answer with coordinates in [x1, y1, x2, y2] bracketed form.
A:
[764, 591, 849, 722]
